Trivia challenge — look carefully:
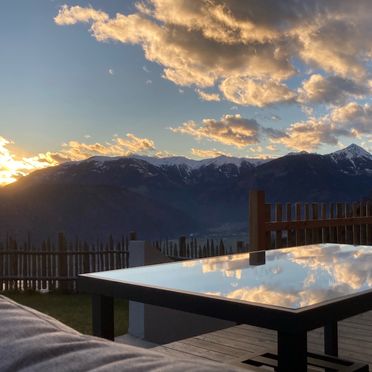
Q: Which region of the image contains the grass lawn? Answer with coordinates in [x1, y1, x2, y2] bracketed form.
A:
[4, 291, 128, 337]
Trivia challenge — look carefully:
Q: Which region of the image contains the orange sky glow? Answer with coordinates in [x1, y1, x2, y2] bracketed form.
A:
[0, 137, 58, 186]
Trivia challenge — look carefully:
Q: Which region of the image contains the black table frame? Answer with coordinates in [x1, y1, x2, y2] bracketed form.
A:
[79, 270, 372, 372]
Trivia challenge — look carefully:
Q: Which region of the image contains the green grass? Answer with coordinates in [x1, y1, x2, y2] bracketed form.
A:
[4, 291, 128, 337]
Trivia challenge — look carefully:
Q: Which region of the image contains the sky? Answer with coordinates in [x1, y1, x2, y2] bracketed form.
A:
[1, 0, 372, 185]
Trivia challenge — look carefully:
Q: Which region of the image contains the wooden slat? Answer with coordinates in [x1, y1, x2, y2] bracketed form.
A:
[304, 203, 312, 244]
[295, 203, 305, 246]
[336, 203, 344, 243]
[352, 203, 360, 245]
[366, 202, 372, 245]
[312, 203, 320, 243]
[275, 204, 283, 249]
[321, 203, 328, 243]
[265, 216, 372, 231]
[264, 204, 272, 250]
[287, 203, 295, 247]
[361, 202, 367, 245]
[154, 311, 372, 369]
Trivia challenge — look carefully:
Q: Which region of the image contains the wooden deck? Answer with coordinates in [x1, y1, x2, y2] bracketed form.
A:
[154, 311, 372, 369]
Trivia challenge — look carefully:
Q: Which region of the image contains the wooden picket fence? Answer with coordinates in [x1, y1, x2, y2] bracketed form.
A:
[5, 189, 371, 293]
[0, 232, 130, 292]
[249, 190, 372, 251]
[154, 236, 246, 259]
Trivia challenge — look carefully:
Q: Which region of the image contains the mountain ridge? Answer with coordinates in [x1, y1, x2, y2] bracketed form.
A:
[1, 143, 372, 241]
[55, 143, 372, 173]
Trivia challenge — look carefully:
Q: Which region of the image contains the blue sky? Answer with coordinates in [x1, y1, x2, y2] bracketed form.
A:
[1, 1, 372, 184]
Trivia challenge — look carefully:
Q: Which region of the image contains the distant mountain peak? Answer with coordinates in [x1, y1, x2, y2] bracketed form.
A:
[286, 150, 310, 156]
[330, 143, 372, 160]
[117, 154, 269, 169]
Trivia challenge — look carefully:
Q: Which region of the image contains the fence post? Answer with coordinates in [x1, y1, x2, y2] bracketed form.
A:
[129, 231, 137, 241]
[236, 241, 244, 253]
[179, 236, 186, 257]
[58, 232, 68, 292]
[249, 190, 266, 251]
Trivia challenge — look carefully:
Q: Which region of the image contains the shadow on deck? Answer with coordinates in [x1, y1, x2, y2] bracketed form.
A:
[153, 311, 372, 369]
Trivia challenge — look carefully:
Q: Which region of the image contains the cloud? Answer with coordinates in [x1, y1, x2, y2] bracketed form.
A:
[191, 148, 230, 158]
[297, 8, 372, 79]
[195, 89, 220, 102]
[220, 77, 296, 107]
[61, 133, 156, 161]
[272, 117, 347, 151]
[55, 1, 372, 107]
[330, 102, 372, 136]
[299, 74, 369, 105]
[171, 114, 286, 148]
[272, 102, 372, 151]
[54, 5, 108, 25]
[270, 115, 281, 121]
[266, 144, 277, 151]
[0, 133, 157, 186]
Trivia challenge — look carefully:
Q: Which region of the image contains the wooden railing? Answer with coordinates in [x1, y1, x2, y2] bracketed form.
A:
[0, 232, 130, 292]
[249, 190, 372, 251]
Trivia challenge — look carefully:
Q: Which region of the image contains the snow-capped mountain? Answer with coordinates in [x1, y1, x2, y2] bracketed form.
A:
[59, 144, 372, 174]
[328, 144, 372, 174]
[2, 143, 372, 241]
[329, 144, 372, 161]
[130, 154, 268, 169]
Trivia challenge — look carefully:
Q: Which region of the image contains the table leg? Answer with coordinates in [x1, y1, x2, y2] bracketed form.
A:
[92, 294, 114, 341]
[324, 321, 338, 356]
[277, 330, 307, 372]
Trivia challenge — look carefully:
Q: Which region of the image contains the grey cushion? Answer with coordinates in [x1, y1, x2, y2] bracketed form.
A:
[0, 295, 247, 371]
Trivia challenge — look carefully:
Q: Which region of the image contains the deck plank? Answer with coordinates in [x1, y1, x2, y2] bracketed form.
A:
[153, 311, 372, 369]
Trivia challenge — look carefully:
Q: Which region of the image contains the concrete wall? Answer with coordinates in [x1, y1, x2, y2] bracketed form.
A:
[128, 241, 235, 344]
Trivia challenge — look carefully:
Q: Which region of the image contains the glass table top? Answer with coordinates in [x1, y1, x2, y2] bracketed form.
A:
[84, 244, 372, 310]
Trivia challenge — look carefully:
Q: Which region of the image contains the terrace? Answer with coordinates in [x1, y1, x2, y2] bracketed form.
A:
[1, 191, 372, 371]
[154, 313, 372, 369]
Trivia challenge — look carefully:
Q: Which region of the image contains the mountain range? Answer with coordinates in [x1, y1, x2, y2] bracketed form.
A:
[1, 143, 372, 241]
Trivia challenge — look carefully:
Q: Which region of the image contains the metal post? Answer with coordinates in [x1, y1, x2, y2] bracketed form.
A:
[92, 294, 114, 340]
[324, 321, 338, 356]
[277, 330, 307, 372]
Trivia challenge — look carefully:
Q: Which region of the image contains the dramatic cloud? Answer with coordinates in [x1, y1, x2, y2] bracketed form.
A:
[272, 117, 349, 152]
[59, 133, 156, 161]
[220, 77, 296, 107]
[331, 102, 372, 136]
[273, 102, 372, 151]
[55, 1, 372, 107]
[171, 114, 286, 148]
[191, 148, 230, 158]
[299, 74, 369, 105]
[0, 134, 157, 186]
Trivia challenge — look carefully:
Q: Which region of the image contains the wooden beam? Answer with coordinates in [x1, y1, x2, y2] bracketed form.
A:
[249, 190, 266, 251]
[265, 216, 372, 232]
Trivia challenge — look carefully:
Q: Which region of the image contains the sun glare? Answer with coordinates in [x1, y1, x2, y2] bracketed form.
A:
[0, 137, 58, 187]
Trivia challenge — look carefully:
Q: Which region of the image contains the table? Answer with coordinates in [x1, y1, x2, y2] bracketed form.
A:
[78, 243, 372, 371]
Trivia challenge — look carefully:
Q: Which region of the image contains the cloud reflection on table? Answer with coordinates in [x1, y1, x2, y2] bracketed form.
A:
[91, 244, 372, 310]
